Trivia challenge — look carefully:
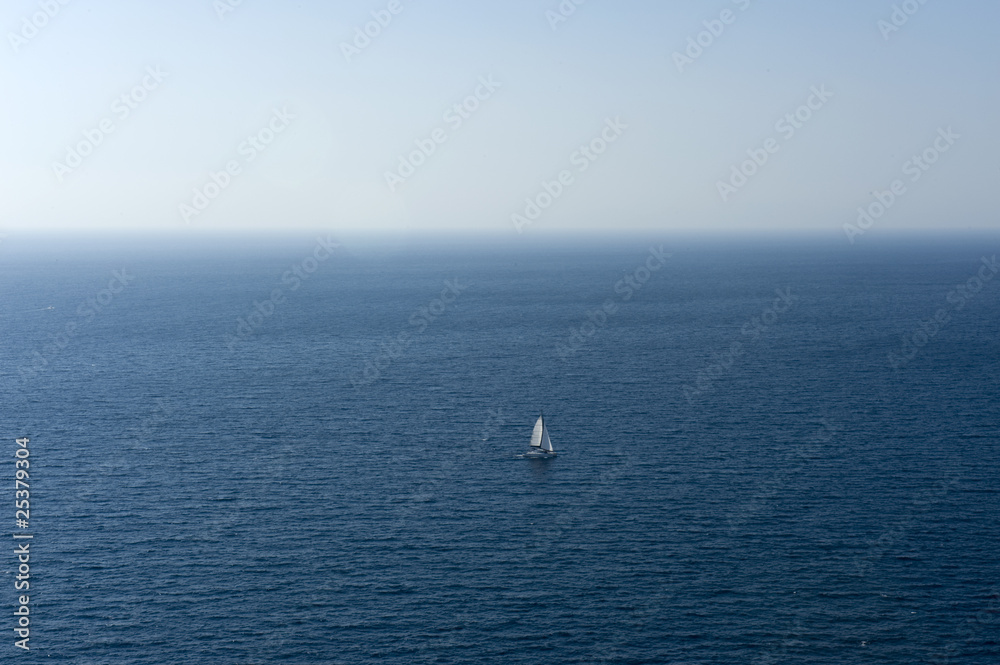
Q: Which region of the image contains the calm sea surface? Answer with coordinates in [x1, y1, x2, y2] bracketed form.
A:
[1, 235, 998, 663]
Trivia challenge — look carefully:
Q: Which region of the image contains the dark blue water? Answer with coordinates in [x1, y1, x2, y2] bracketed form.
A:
[2, 235, 998, 664]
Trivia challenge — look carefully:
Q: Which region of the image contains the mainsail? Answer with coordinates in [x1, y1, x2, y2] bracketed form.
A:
[530, 415, 544, 448]
[530, 414, 555, 453]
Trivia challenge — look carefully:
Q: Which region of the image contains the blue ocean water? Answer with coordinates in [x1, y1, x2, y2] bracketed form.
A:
[1, 235, 998, 664]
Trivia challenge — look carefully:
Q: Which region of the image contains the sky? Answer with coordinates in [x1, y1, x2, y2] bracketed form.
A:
[1, 0, 998, 237]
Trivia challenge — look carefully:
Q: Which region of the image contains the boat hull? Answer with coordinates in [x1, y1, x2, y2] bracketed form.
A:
[524, 449, 557, 458]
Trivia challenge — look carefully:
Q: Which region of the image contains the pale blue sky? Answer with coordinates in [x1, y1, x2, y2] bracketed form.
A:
[2, 0, 997, 235]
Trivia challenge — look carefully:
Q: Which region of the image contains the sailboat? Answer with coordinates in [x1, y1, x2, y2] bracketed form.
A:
[525, 413, 556, 457]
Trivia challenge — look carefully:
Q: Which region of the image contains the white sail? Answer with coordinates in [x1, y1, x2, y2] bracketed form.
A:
[530, 416, 544, 447]
[540, 424, 554, 452]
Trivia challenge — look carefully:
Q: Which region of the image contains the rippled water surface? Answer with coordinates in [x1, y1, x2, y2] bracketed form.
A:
[1, 236, 998, 663]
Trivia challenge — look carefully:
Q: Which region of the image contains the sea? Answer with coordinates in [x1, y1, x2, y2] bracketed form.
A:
[1, 233, 998, 664]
